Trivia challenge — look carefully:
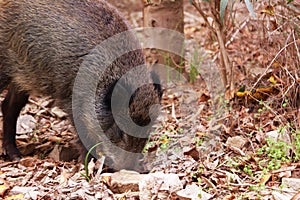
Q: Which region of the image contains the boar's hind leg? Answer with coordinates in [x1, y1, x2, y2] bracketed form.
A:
[2, 84, 29, 160]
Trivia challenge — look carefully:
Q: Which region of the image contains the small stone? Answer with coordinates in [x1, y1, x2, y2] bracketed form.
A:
[51, 107, 68, 118]
[16, 115, 36, 134]
[226, 136, 248, 150]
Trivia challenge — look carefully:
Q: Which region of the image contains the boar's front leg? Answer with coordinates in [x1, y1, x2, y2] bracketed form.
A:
[2, 84, 29, 160]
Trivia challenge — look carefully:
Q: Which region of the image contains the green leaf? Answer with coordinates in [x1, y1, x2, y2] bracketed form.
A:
[82, 142, 103, 182]
[220, 0, 228, 24]
[245, 0, 256, 18]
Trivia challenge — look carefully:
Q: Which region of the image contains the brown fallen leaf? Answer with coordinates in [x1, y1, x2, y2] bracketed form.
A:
[198, 93, 210, 103]
[223, 193, 235, 200]
[291, 191, 300, 200]
[18, 143, 36, 156]
[48, 136, 63, 143]
[19, 157, 38, 168]
[101, 173, 112, 185]
[5, 194, 24, 200]
[183, 147, 200, 161]
[59, 164, 78, 185]
[259, 173, 271, 185]
[0, 178, 9, 197]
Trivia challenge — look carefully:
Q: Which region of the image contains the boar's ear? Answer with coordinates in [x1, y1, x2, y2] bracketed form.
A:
[151, 71, 163, 100]
[103, 72, 162, 111]
[102, 83, 116, 112]
[103, 79, 130, 111]
[102, 80, 119, 113]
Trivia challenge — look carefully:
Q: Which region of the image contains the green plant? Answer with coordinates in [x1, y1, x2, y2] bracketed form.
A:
[267, 139, 291, 161]
[162, 51, 185, 83]
[159, 133, 170, 150]
[230, 157, 241, 168]
[291, 129, 300, 161]
[257, 136, 292, 170]
[219, 0, 256, 19]
[198, 163, 205, 174]
[30, 129, 40, 142]
[243, 165, 253, 176]
[81, 142, 103, 182]
[39, 153, 46, 160]
[189, 49, 202, 83]
[249, 184, 266, 192]
[194, 137, 204, 147]
[282, 99, 288, 107]
[143, 140, 155, 153]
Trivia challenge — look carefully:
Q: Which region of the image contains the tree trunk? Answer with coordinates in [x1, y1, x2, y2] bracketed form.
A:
[142, 0, 187, 81]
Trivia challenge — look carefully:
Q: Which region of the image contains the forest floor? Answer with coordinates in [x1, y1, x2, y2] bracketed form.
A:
[0, 1, 299, 200]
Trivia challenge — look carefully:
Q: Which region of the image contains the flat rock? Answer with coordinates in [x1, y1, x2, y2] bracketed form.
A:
[106, 170, 145, 193]
[272, 191, 294, 200]
[139, 172, 183, 200]
[176, 184, 213, 200]
[282, 178, 300, 191]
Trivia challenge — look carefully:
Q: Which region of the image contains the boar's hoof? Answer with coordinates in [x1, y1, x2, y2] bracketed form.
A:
[4, 144, 21, 161]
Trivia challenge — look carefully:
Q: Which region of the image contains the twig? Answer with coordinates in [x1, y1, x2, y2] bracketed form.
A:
[225, 17, 250, 47]
[191, 0, 216, 36]
[292, 192, 300, 200]
[213, 18, 230, 88]
[292, 31, 300, 63]
[252, 39, 298, 89]
[283, 65, 296, 98]
[186, 104, 205, 122]
[0, 160, 19, 168]
[184, 11, 204, 23]
[28, 98, 55, 117]
[281, 2, 300, 15]
[171, 102, 178, 122]
[191, 0, 230, 88]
